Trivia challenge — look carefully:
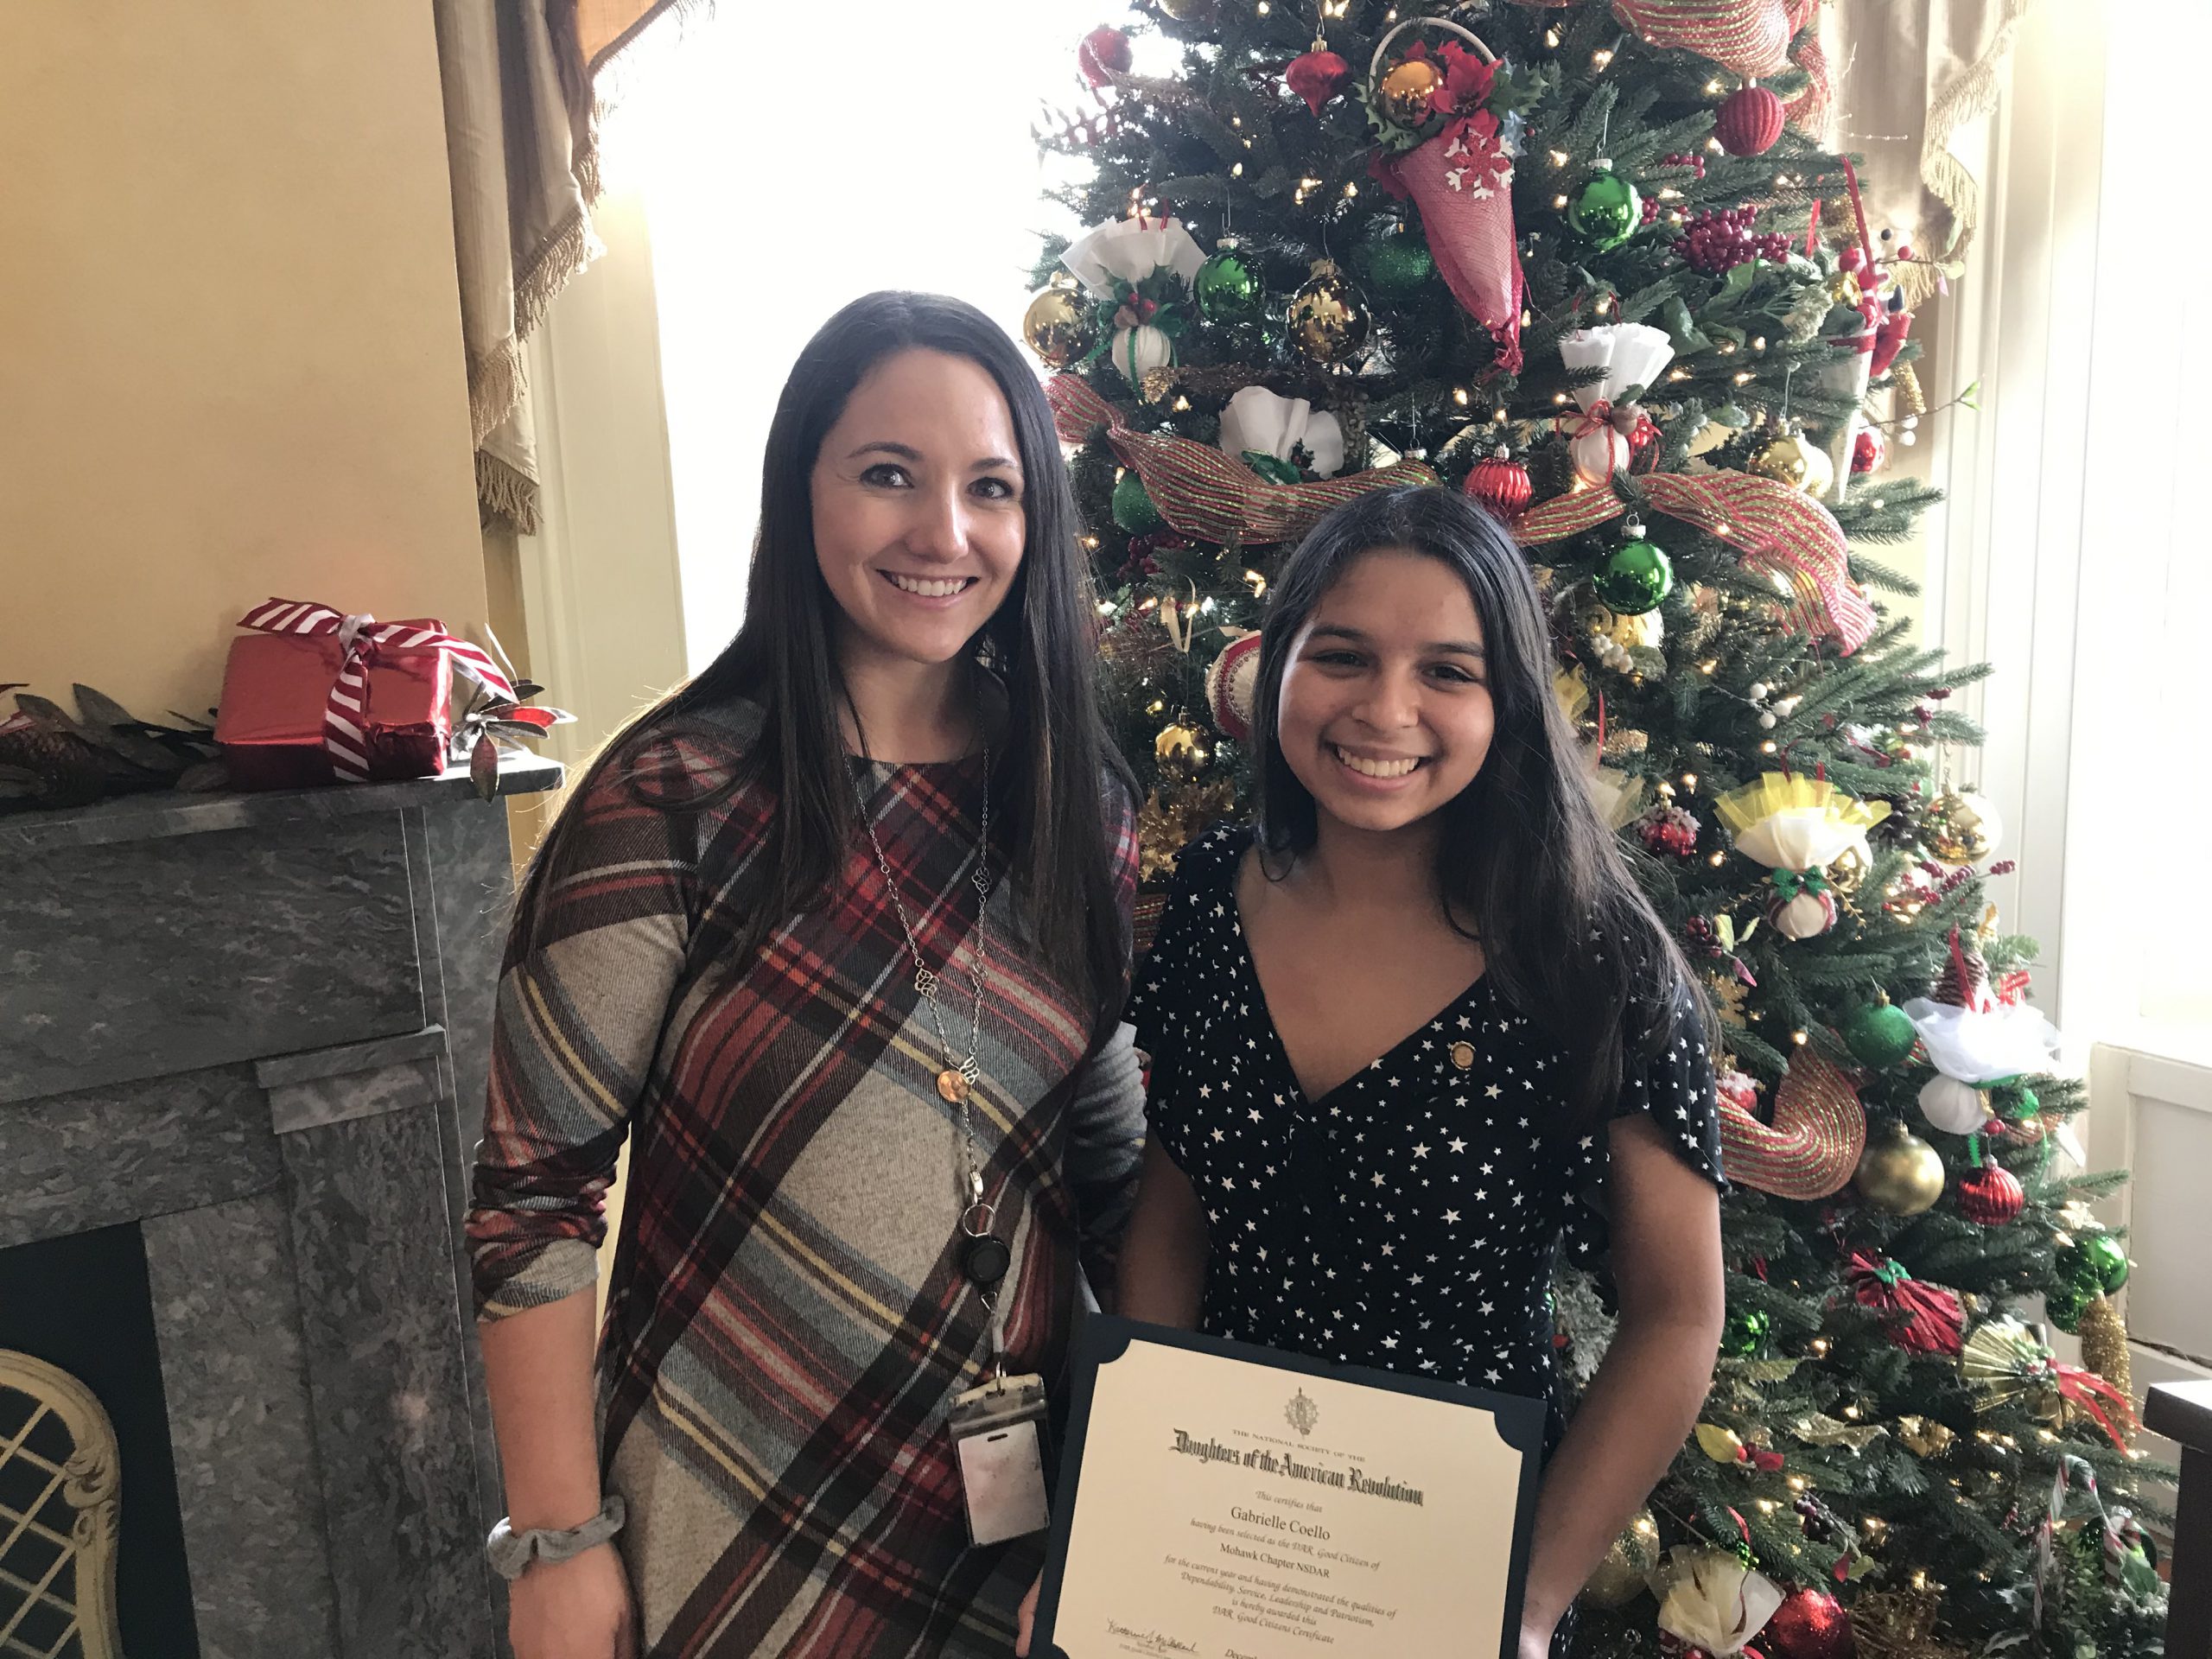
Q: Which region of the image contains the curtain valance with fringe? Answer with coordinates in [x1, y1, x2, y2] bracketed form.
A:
[434, 0, 676, 533]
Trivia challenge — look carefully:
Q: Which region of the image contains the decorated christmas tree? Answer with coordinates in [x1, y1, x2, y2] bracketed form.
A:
[1023, 4, 2171, 1657]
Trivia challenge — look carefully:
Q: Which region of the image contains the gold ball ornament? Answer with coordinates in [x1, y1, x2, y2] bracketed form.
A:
[1826, 842, 1871, 897]
[1922, 787, 2000, 865]
[1154, 721, 1207, 777]
[1582, 1508, 1662, 1608]
[1287, 260, 1370, 364]
[1894, 1415, 1956, 1459]
[1376, 57, 1445, 128]
[1023, 280, 1097, 371]
[1855, 1121, 1945, 1216]
[1749, 430, 1836, 499]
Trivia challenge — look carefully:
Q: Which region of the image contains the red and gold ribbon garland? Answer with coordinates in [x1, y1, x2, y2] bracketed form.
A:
[1611, 0, 1831, 134]
[1511, 473, 1877, 653]
[1048, 375, 1439, 547]
[236, 598, 516, 783]
[1611, 0, 1793, 75]
[1715, 1051, 1866, 1198]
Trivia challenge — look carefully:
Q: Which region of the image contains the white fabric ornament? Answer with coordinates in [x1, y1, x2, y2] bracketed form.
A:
[1110, 324, 1175, 390]
[1559, 324, 1675, 484]
[1653, 1548, 1785, 1656]
[1918, 1073, 1990, 1135]
[1767, 888, 1837, 940]
[1902, 998, 2059, 1085]
[1569, 421, 1635, 486]
[1061, 215, 1208, 296]
[1583, 754, 1649, 831]
[1217, 385, 1346, 479]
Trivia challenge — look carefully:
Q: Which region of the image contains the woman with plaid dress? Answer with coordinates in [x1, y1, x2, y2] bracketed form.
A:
[467, 294, 1144, 1659]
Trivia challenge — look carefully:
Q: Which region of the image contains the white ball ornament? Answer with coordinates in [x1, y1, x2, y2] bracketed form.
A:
[1767, 888, 1838, 940]
[1918, 1073, 1990, 1135]
[1109, 324, 1175, 391]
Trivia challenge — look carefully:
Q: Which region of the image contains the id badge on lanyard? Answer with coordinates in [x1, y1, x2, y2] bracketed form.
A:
[948, 1369, 1052, 1546]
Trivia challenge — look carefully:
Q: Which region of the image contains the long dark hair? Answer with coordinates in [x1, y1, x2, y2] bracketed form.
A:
[518, 291, 1132, 1017]
[1249, 486, 1704, 1129]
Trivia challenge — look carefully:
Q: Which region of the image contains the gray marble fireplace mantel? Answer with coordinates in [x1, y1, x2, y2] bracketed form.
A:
[1, 756, 561, 1658]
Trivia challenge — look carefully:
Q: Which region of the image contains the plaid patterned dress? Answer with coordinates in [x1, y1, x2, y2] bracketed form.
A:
[468, 699, 1143, 1656]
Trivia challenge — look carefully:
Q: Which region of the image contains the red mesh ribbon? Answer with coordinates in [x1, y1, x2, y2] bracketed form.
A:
[1611, 0, 1793, 74]
[1048, 376, 1439, 546]
[1847, 1252, 1964, 1355]
[1716, 1052, 1866, 1198]
[1511, 473, 1876, 653]
[1782, 0, 1831, 134]
[1386, 117, 1523, 346]
[1611, 0, 1831, 132]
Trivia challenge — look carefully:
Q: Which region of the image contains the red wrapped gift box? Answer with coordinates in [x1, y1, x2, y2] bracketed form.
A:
[215, 627, 455, 791]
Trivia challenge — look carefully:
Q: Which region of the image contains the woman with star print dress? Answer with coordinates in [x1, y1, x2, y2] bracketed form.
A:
[1114, 489, 1727, 1659]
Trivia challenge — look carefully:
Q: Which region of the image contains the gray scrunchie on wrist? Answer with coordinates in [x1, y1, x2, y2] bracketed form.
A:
[486, 1493, 627, 1581]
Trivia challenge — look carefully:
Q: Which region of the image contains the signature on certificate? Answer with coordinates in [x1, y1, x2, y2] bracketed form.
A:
[1104, 1620, 1200, 1654]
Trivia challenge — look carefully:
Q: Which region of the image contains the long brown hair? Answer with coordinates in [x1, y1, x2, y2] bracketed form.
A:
[517, 291, 1133, 1016]
[1248, 486, 1706, 1129]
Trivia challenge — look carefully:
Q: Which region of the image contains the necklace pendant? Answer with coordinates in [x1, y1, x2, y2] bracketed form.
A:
[937, 1068, 972, 1106]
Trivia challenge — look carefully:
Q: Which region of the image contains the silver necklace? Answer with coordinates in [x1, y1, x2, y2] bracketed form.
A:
[854, 750, 1010, 1291]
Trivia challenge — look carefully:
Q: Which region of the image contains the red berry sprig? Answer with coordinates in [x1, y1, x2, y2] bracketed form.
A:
[1675, 205, 1791, 276]
[1662, 151, 1709, 179]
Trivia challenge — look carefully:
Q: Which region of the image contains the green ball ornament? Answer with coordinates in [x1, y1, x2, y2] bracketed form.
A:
[1594, 538, 1674, 616]
[1111, 470, 1164, 535]
[1841, 1001, 1919, 1069]
[2061, 1232, 2131, 1295]
[1195, 241, 1262, 323]
[1569, 164, 1643, 252]
[2044, 1281, 2087, 1334]
[1364, 232, 1435, 294]
[1721, 1307, 1772, 1357]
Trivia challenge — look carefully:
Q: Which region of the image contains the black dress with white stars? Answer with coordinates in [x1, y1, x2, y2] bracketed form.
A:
[1128, 823, 1724, 1408]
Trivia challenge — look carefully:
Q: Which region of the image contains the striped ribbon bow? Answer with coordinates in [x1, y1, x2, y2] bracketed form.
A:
[236, 598, 516, 783]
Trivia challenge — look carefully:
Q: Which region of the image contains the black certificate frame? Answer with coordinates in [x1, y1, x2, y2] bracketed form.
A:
[1033, 1315, 1548, 1659]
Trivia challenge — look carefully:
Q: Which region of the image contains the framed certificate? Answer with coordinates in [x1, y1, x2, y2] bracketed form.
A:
[1033, 1317, 1545, 1659]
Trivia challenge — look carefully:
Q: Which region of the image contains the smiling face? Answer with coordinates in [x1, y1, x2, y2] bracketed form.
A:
[809, 348, 1027, 676]
[1274, 546, 1497, 839]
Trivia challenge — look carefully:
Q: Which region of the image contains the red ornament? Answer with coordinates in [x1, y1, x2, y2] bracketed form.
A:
[1759, 1588, 1853, 1659]
[1956, 1163, 2024, 1226]
[1716, 86, 1786, 156]
[1718, 1069, 1760, 1116]
[1847, 1252, 1964, 1356]
[1852, 428, 1887, 475]
[1870, 310, 1914, 378]
[1461, 447, 1533, 518]
[1637, 804, 1702, 858]
[1078, 26, 1133, 87]
[1204, 632, 1265, 744]
[1286, 48, 1352, 116]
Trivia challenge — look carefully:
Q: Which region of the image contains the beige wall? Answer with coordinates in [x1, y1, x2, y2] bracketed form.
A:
[2, 5, 485, 719]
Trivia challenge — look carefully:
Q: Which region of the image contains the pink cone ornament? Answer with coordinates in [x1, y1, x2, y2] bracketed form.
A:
[1389, 116, 1523, 352]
